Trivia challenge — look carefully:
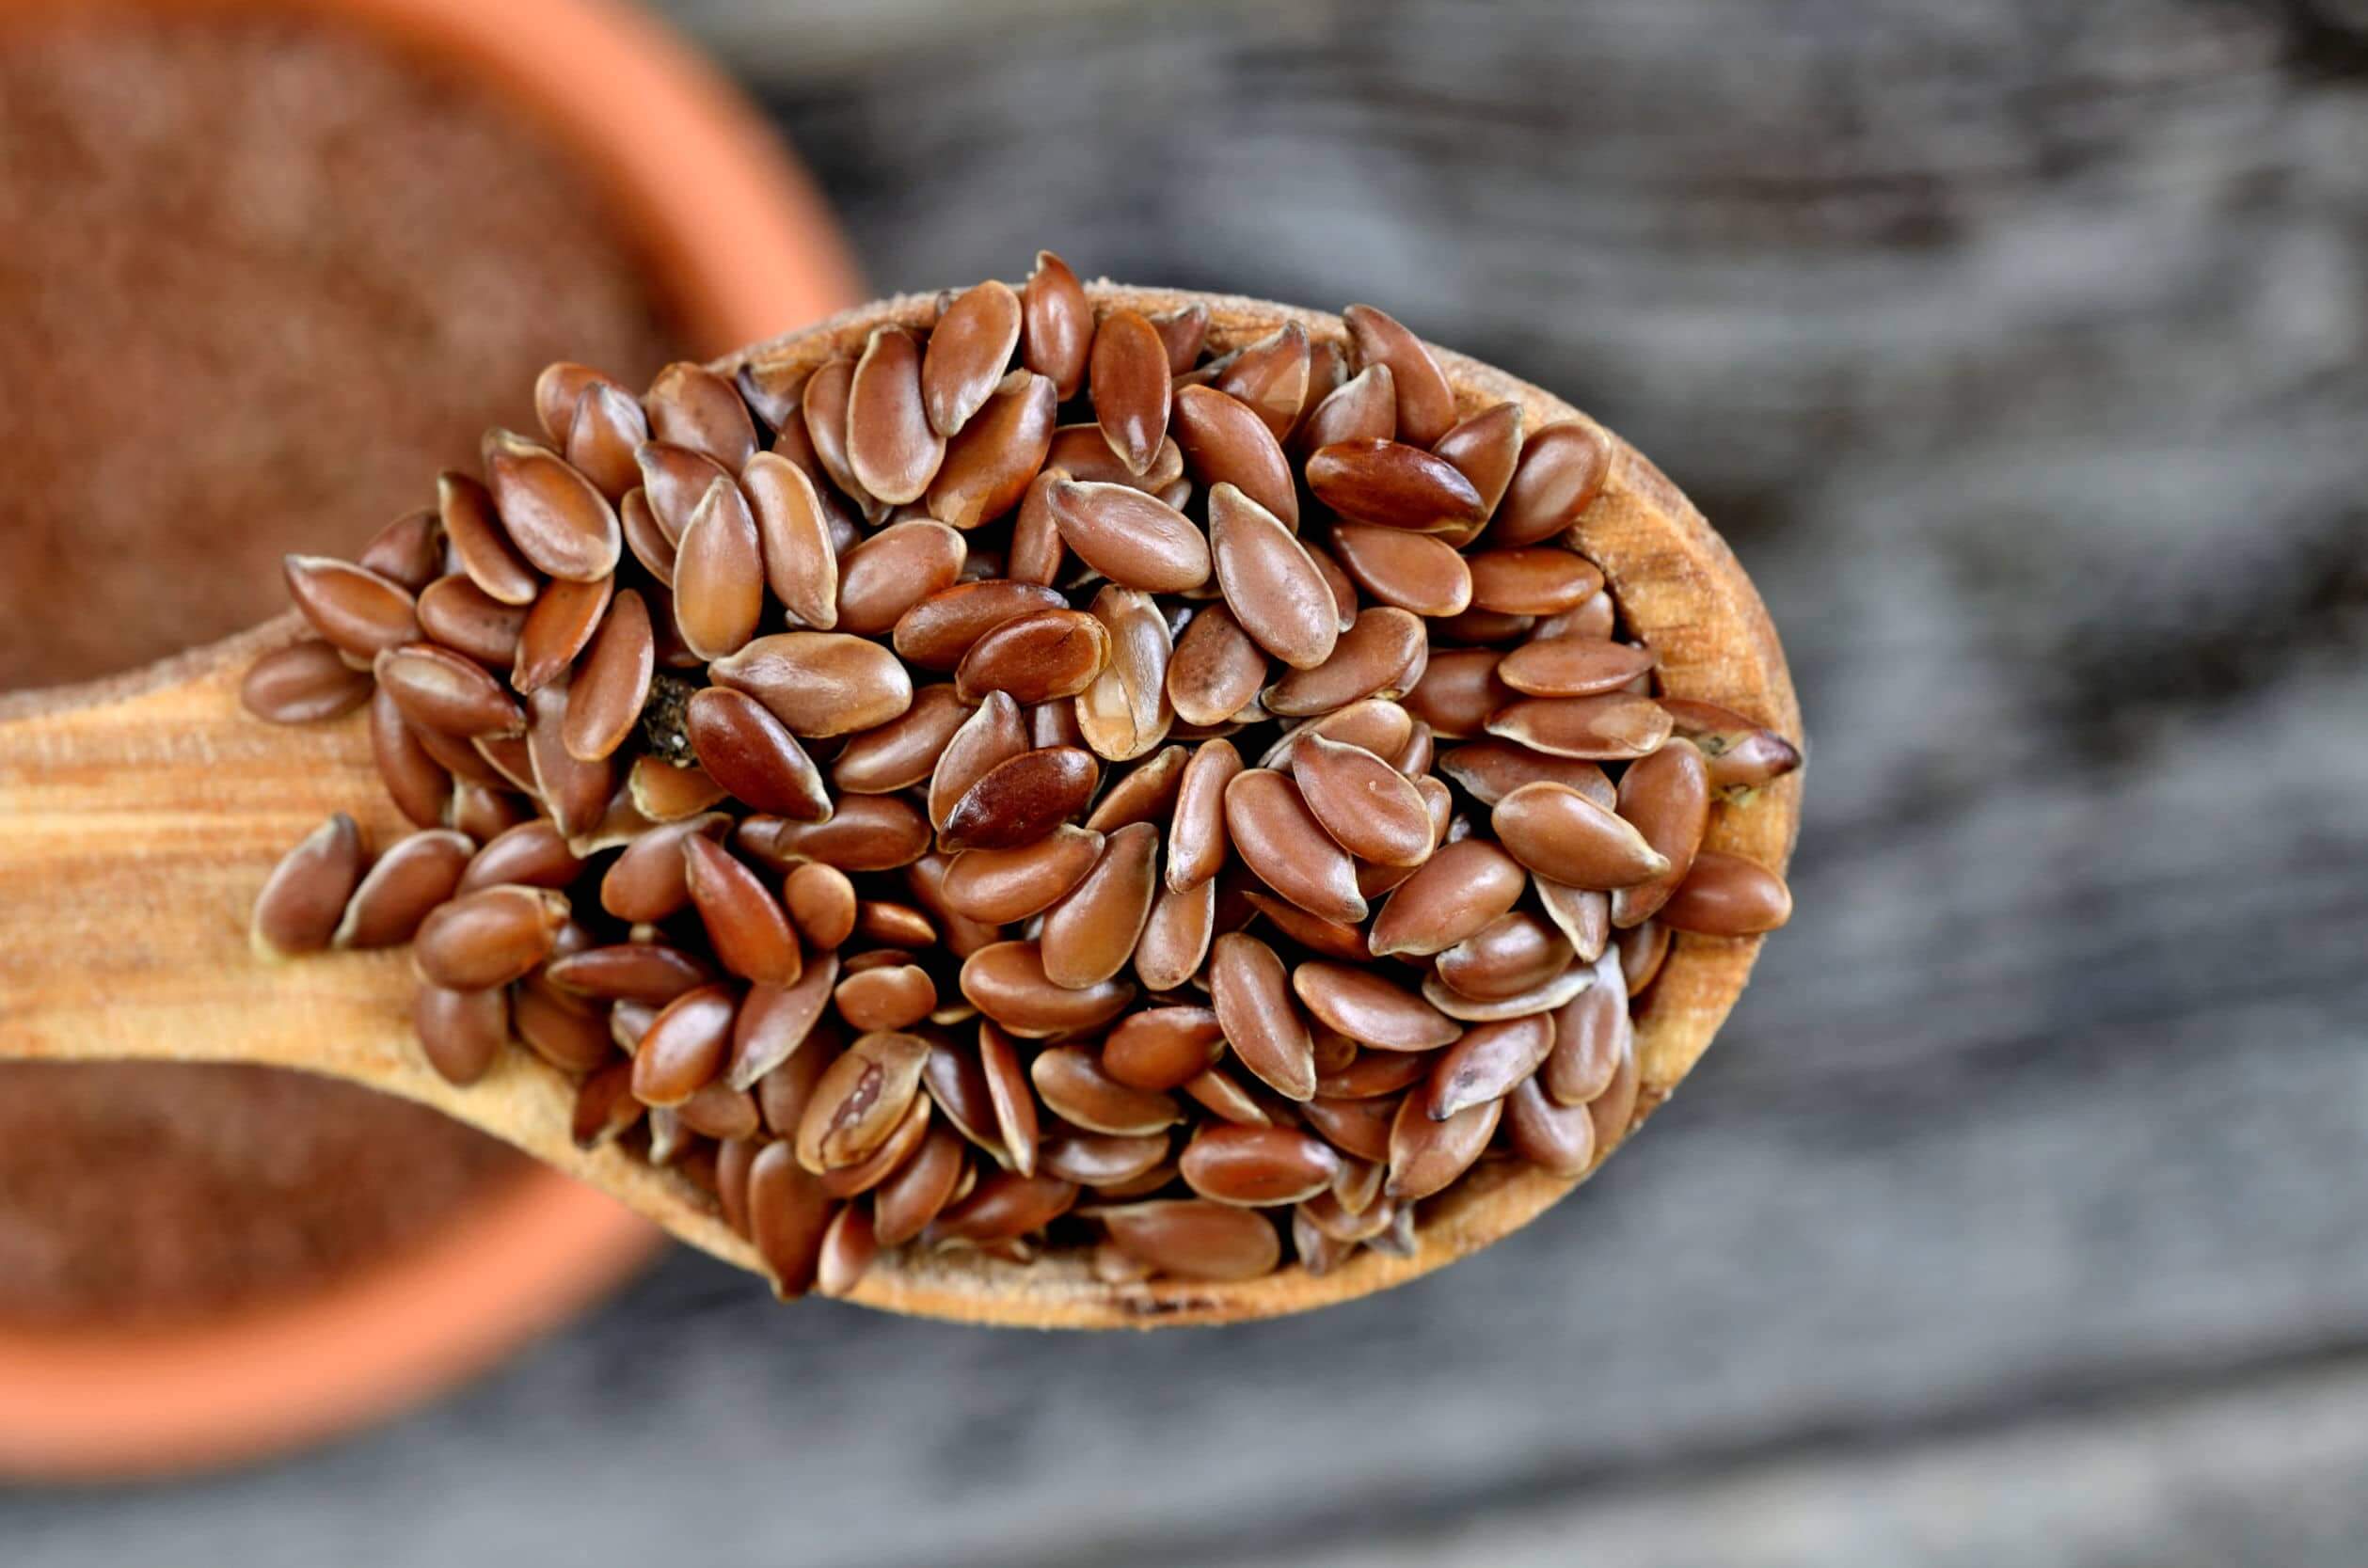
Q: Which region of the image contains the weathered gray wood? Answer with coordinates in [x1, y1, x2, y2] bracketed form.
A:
[8, 0, 2368, 1560]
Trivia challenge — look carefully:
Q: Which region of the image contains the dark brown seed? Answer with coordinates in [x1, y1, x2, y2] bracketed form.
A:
[332, 829, 472, 949]
[1612, 739, 1710, 927]
[1044, 423, 1185, 493]
[834, 520, 968, 638]
[524, 681, 612, 839]
[1222, 768, 1367, 926]
[918, 1040, 1005, 1161]
[1499, 636, 1657, 698]
[1007, 468, 1067, 584]
[562, 381, 649, 501]
[1432, 402, 1526, 522]
[1369, 838, 1528, 957]
[1241, 888, 1368, 962]
[358, 507, 444, 592]
[800, 356, 871, 511]
[545, 943, 711, 1006]
[417, 574, 527, 670]
[1466, 548, 1605, 616]
[1044, 479, 1212, 594]
[846, 325, 946, 505]
[644, 361, 756, 471]
[250, 814, 368, 958]
[599, 812, 730, 922]
[1031, 695, 1087, 751]
[1150, 302, 1210, 372]
[735, 356, 812, 436]
[1032, 1046, 1182, 1136]
[1169, 384, 1299, 531]
[921, 690, 1023, 832]
[414, 984, 507, 1086]
[1291, 733, 1433, 867]
[835, 964, 937, 1032]
[741, 795, 931, 872]
[1135, 876, 1216, 993]
[1385, 1089, 1500, 1202]
[960, 941, 1136, 1037]
[1426, 1013, 1554, 1119]
[1421, 958, 1595, 1022]
[1180, 1124, 1339, 1207]
[569, 1060, 643, 1148]
[1292, 962, 1460, 1052]
[448, 781, 532, 844]
[941, 746, 1098, 851]
[686, 686, 831, 820]
[1588, 1029, 1641, 1150]
[482, 428, 620, 581]
[738, 451, 841, 627]
[813, 1197, 879, 1298]
[923, 278, 1025, 436]
[942, 826, 1105, 924]
[1208, 483, 1337, 671]
[1658, 698, 1804, 790]
[928, 371, 1057, 530]
[894, 579, 1071, 672]
[1436, 911, 1574, 1002]
[413, 884, 569, 990]
[1343, 303, 1456, 447]
[1494, 422, 1612, 546]
[562, 588, 653, 762]
[1103, 1006, 1224, 1092]
[747, 1141, 834, 1300]
[1657, 850, 1794, 936]
[978, 1021, 1041, 1177]
[512, 973, 613, 1073]
[1487, 693, 1674, 760]
[634, 441, 735, 546]
[1304, 538, 1360, 633]
[954, 610, 1112, 707]
[672, 478, 765, 660]
[683, 835, 800, 986]
[1083, 743, 1188, 833]
[1535, 878, 1613, 964]
[709, 632, 914, 738]
[1041, 1132, 1169, 1189]
[1264, 606, 1425, 717]
[511, 573, 612, 697]
[1212, 322, 1310, 441]
[872, 1124, 968, 1245]
[1183, 1066, 1271, 1129]
[1100, 1199, 1280, 1282]
[1040, 821, 1160, 989]
[1537, 590, 1618, 643]
[282, 555, 419, 660]
[1298, 362, 1396, 455]
[241, 639, 373, 723]
[1327, 525, 1472, 618]
[930, 1172, 1077, 1245]
[620, 488, 675, 585]
[1089, 309, 1172, 476]
[832, 685, 973, 796]
[1492, 780, 1672, 890]
[1542, 949, 1628, 1105]
[1396, 646, 1507, 738]
[373, 643, 523, 736]
[1437, 739, 1614, 810]
[1167, 602, 1269, 726]
[1306, 438, 1487, 533]
[1208, 932, 1314, 1101]
[367, 688, 452, 827]
[1263, 697, 1417, 772]
[438, 471, 539, 606]
[1021, 251, 1091, 400]
[726, 957, 840, 1089]
[1505, 1077, 1597, 1176]
[1316, 1048, 1434, 1101]
[1165, 738, 1242, 892]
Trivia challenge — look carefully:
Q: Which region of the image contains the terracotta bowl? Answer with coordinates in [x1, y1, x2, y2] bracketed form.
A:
[0, 0, 860, 1481]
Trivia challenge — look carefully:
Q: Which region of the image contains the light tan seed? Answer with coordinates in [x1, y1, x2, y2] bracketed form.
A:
[282, 555, 419, 660]
[1089, 309, 1171, 476]
[740, 795, 931, 872]
[1135, 874, 1216, 992]
[599, 812, 729, 922]
[709, 632, 914, 738]
[414, 984, 507, 1086]
[1208, 932, 1315, 1101]
[942, 746, 1098, 850]
[1425, 1013, 1554, 1121]
[417, 574, 527, 670]
[832, 685, 972, 796]
[846, 325, 946, 505]
[438, 471, 540, 605]
[1505, 1077, 1597, 1176]
[1436, 911, 1574, 1002]
[747, 1141, 834, 1300]
[1222, 768, 1367, 925]
[561, 588, 653, 762]
[1212, 322, 1310, 441]
[1486, 692, 1674, 761]
[1291, 733, 1434, 867]
[643, 361, 756, 471]
[241, 640, 373, 724]
[1076, 587, 1173, 761]
[1656, 850, 1793, 936]
[960, 941, 1136, 1037]
[1292, 961, 1461, 1052]
[1306, 438, 1487, 533]
[942, 826, 1105, 924]
[1490, 780, 1670, 890]
[413, 883, 569, 990]
[332, 829, 472, 949]
[1343, 303, 1456, 447]
[1499, 636, 1656, 698]
[953, 609, 1110, 705]
[1100, 1199, 1280, 1282]
[1032, 1046, 1181, 1136]
[921, 277, 1025, 436]
[835, 965, 937, 1032]
[1171, 384, 1297, 528]
[797, 1032, 932, 1172]
[1167, 602, 1269, 726]
[511, 572, 613, 696]
[1021, 251, 1091, 400]
[629, 756, 727, 825]
[1208, 483, 1336, 672]
[927, 370, 1057, 530]
[357, 507, 443, 592]
[1037, 822, 1159, 989]
[482, 428, 620, 581]
[1385, 1089, 1500, 1202]
[1180, 1124, 1339, 1208]
[1165, 738, 1241, 892]
[562, 380, 649, 501]
[1368, 838, 1527, 957]
[1264, 606, 1425, 717]
[930, 1171, 1077, 1245]
[1103, 1006, 1224, 1092]
[1612, 738, 1710, 927]
[1432, 401, 1525, 523]
[1658, 698, 1804, 790]
[684, 835, 801, 986]
[1327, 525, 1472, 618]
[1534, 878, 1613, 964]
[250, 814, 368, 958]
[670, 478, 764, 660]
[1494, 422, 1613, 546]
[374, 642, 523, 736]
[1297, 363, 1396, 455]
[1044, 479, 1212, 594]
[545, 943, 711, 1006]
[977, 1021, 1041, 1176]
[1302, 1095, 1396, 1162]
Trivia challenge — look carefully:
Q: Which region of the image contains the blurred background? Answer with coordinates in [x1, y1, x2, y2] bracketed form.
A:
[4, 0, 2366, 1562]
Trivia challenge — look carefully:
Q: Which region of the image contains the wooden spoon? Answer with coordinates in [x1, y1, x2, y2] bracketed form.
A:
[0, 286, 1801, 1327]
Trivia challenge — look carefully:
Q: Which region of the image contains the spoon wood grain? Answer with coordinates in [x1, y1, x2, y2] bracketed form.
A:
[0, 285, 1801, 1327]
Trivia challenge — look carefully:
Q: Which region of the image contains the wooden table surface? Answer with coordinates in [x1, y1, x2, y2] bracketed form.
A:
[9, 0, 2368, 1561]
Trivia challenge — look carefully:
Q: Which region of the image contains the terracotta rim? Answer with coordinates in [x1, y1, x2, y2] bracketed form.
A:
[0, 0, 861, 1478]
